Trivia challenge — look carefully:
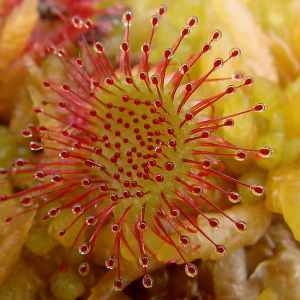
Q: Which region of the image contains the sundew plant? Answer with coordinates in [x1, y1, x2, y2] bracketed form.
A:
[0, 4, 271, 291]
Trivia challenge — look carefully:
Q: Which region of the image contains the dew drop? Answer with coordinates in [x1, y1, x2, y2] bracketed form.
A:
[200, 131, 209, 138]
[228, 192, 241, 204]
[235, 221, 247, 231]
[62, 84, 70, 91]
[244, 78, 253, 85]
[20, 196, 33, 207]
[5, 216, 12, 223]
[123, 11, 133, 23]
[136, 190, 144, 198]
[43, 81, 51, 88]
[164, 49, 172, 59]
[51, 174, 63, 183]
[254, 103, 266, 112]
[185, 263, 198, 278]
[21, 128, 32, 138]
[15, 158, 26, 167]
[140, 255, 150, 268]
[180, 64, 189, 74]
[208, 218, 219, 228]
[181, 27, 190, 38]
[193, 186, 202, 194]
[86, 216, 97, 226]
[111, 223, 120, 233]
[202, 43, 211, 52]
[226, 85, 235, 94]
[58, 229, 66, 236]
[59, 151, 70, 159]
[81, 177, 92, 187]
[78, 243, 91, 255]
[224, 118, 234, 126]
[72, 204, 82, 215]
[78, 262, 90, 276]
[185, 112, 193, 121]
[72, 16, 83, 28]
[121, 42, 129, 52]
[105, 77, 114, 85]
[110, 193, 119, 202]
[188, 16, 198, 27]
[230, 48, 241, 58]
[250, 185, 264, 196]
[142, 274, 153, 289]
[113, 278, 124, 291]
[212, 30, 222, 41]
[30, 141, 44, 151]
[180, 235, 190, 246]
[151, 75, 159, 85]
[202, 160, 211, 169]
[215, 244, 226, 254]
[155, 174, 164, 182]
[185, 83, 193, 92]
[94, 42, 103, 53]
[165, 161, 175, 171]
[48, 207, 60, 218]
[137, 220, 147, 231]
[158, 5, 167, 16]
[170, 208, 180, 218]
[34, 170, 46, 180]
[105, 256, 116, 270]
[235, 151, 247, 161]
[258, 147, 272, 158]
[214, 58, 223, 68]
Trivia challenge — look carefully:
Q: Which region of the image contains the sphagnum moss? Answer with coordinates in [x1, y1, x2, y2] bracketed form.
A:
[0, 6, 271, 291]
